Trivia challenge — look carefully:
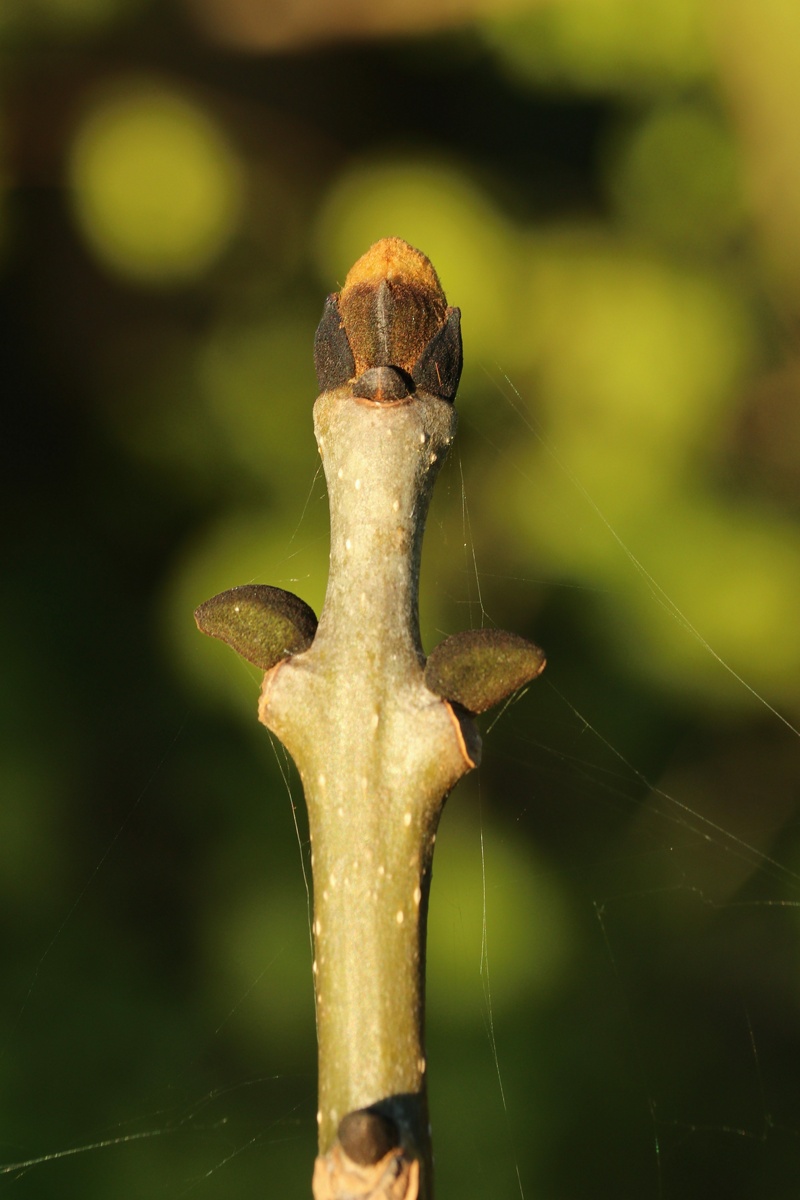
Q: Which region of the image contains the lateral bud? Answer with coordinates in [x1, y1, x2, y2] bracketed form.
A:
[425, 628, 546, 714]
[194, 583, 318, 670]
[338, 1109, 400, 1167]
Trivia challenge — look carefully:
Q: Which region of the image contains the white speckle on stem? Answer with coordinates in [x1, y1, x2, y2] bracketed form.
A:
[403, 812, 412, 827]
[396, 910, 404, 924]
[413, 886, 422, 907]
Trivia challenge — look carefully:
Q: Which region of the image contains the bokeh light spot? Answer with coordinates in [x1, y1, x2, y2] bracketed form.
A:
[604, 101, 745, 249]
[482, 0, 709, 94]
[69, 81, 244, 284]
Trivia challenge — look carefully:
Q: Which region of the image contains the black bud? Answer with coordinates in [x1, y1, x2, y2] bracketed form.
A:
[338, 1109, 399, 1167]
[352, 365, 412, 403]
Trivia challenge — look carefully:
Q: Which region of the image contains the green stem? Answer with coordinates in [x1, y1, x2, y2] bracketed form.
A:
[259, 386, 479, 1195]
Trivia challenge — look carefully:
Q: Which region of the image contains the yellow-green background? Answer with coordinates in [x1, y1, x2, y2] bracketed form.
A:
[2, 0, 800, 1196]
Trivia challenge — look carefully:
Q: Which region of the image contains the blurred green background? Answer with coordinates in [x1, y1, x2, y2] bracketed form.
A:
[3, 0, 800, 1196]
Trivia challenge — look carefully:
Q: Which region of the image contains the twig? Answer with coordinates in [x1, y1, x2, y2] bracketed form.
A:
[196, 238, 545, 1198]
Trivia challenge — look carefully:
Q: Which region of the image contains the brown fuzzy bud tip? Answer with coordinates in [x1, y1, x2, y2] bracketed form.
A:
[338, 238, 446, 379]
[342, 238, 445, 305]
[314, 237, 462, 403]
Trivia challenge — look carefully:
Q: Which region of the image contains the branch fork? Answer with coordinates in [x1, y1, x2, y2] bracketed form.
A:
[195, 238, 545, 1198]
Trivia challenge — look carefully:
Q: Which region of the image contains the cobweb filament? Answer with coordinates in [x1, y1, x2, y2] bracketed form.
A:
[280, 461, 327, 577]
[547, 681, 800, 892]
[0, 1128, 173, 1181]
[478, 792, 526, 1200]
[489, 367, 800, 742]
[176, 1098, 306, 1196]
[0, 1077, 283, 1182]
[266, 729, 317, 1031]
[458, 453, 487, 629]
